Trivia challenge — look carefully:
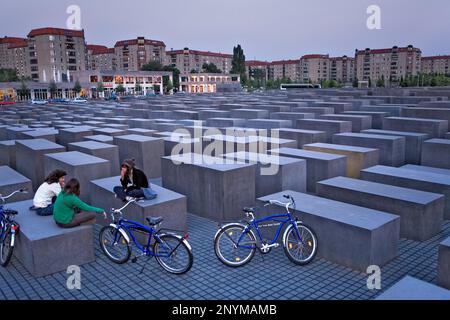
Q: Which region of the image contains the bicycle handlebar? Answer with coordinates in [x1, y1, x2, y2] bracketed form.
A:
[0, 188, 28, 203]
[264, 194, 296, 212]
[110, 199, 137, 220]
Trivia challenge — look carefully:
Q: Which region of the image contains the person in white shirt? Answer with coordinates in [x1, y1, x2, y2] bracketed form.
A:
[32, 170, 67, 216]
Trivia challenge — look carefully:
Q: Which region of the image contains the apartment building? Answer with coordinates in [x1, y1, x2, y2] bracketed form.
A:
[245, 60, 270, 81]
[87, 45, 116, 71]
[421, 56, 450, 75]
[0, 37, 29, 78]
[330, 55, 355, 84]
[268, 59, 301, 82]
[114, 37, 166, 72]
[26, 27, 87, 82]
[166, 48, 232, 74]
[355, 45, 422, 83]
[300, 54, 330, 84]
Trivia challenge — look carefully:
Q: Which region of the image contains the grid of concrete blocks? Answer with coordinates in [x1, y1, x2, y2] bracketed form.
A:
[1, 87, 450, 300]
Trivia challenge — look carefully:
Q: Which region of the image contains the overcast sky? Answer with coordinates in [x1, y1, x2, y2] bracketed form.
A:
[2, 0, 450, 60]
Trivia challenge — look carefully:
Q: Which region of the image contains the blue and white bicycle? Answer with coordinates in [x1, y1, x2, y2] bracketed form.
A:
[0, 189, 28, 267]
[99, 199, 193, 275]
[214, 194, 318, 267]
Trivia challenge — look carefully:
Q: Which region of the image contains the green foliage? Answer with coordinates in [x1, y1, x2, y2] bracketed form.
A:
[399, 73, 450, 87]
[97, 82, 105, 92]
[231, 44, 246, 85]
[141, 61, 180, 93]
[0, 68, 19, 82]
[73, 80, 82, 93]
[49, 81, 58, 97]
[135, 81, 142, 93]
[115, 84, 126, 93]
[17, 80, 30, 96]
[202, 63, 222, 74]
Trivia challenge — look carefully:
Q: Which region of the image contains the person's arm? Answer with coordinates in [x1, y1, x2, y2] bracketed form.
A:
[50, 183, 62, 196]
[69, 195, 104, 214]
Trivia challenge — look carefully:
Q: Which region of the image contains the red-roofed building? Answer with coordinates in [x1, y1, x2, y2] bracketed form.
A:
[268, 59, 301, 82]
[0, 37, 29, 77]
[355, 45, 422, 84]
[421, 55, 450, 75]
[27, 27, 87, 82]
[87, 45, 116, 71]
[115, 37, 166, 71]
[166, 47, 233, 74]
[299, 54, 330, 84]
[330, 55, 355, 84]
[245, 60, 270, 81]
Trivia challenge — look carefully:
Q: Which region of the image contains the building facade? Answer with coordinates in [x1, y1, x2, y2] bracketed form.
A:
[300, 54, 330, 84]
[71, 70, 172, 96]
[355, 45, 422, 84]
[179, 73, 241, 93]
[245, 60, 270, 81]
[421, 56, 450, 75]
[87, 45, 116, 71]
[330, 55, 355, 84]
[268, 60, 301, 82]
[0, 37, 30, 78]
[166, 48, 232, 74]
[26, 27, 87, 83]
[114, 37, 166, 72]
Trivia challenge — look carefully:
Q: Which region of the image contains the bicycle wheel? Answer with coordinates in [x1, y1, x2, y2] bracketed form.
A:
[283, 223, 317, 266]
[153, 234, 193, 275]
[99, 226, 131, 264]
[0, 227, 14, 267]
[214, 224, 256, 267]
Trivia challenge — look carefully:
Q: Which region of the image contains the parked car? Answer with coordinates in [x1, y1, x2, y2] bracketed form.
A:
[31, 99, 48, 105]
[71, 97, 88, 103]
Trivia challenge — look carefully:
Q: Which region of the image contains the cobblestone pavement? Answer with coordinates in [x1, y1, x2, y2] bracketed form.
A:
[1, 212, 448, 300]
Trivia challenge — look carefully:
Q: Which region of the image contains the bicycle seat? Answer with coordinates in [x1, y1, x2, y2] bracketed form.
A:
[146, 216, 163, 226]
[4, 209, 18, 216]
[243, 207, 257, 214]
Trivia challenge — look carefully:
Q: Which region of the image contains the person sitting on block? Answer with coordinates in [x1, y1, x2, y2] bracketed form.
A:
[32, 169, 67, 216]
[113, 159, 157, 202]
[53, 178, 106, 229]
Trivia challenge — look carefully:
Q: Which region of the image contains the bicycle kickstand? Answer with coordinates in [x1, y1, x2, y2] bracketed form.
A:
[139, 255, 152, 274]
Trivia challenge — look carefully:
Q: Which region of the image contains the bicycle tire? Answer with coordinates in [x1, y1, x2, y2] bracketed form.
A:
[214, 223, 256, 268]
[99, 226, 131, 264]
[153, 234, 193, 275]
[283, 223, 318, 266]
[0, 227, 14, 267]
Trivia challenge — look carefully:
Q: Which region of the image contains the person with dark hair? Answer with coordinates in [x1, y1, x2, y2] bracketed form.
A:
[53, 178, 106, 229]
[113, 159, 157, 202]
[32, 169, 67, 216]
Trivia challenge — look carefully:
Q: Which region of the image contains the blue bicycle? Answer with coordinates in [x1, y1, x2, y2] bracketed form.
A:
[214, 194, 318, 267]
[99, 199, 193, 275]
[0, 189, 28, 267]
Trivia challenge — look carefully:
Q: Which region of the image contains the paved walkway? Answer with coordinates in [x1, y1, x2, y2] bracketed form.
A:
[1, 213, 448, 300]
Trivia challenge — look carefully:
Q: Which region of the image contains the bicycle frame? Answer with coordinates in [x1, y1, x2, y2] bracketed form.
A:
[112, 217, 185, 259]
[237, 212, 303, 249]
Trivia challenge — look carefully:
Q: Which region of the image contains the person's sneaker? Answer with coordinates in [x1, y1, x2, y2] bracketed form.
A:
[125, 196, 136, 202]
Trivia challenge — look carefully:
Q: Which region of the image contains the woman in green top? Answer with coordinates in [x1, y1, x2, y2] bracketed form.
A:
[53, 178, 106, 228]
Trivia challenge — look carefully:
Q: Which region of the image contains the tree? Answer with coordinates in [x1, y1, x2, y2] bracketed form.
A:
[202, 63, 222, 74]
[0, 68, 19, 82]
[165, 79, 174, 93]
[141, 60, 164, 71]
[135, 81, 142, 94]
[376, 75, 385, 88]
[49, 81, 58, 98]
[97, 82, 105, 93]
[190, 69, 198, 74]
[231, 44, 246, 85]
[353, 78, 359, 88]
[73, 80, 82, 95]
[115, 84, 126, 95]
[17, 80, 30, 97]
[141, 61, 180, 93]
